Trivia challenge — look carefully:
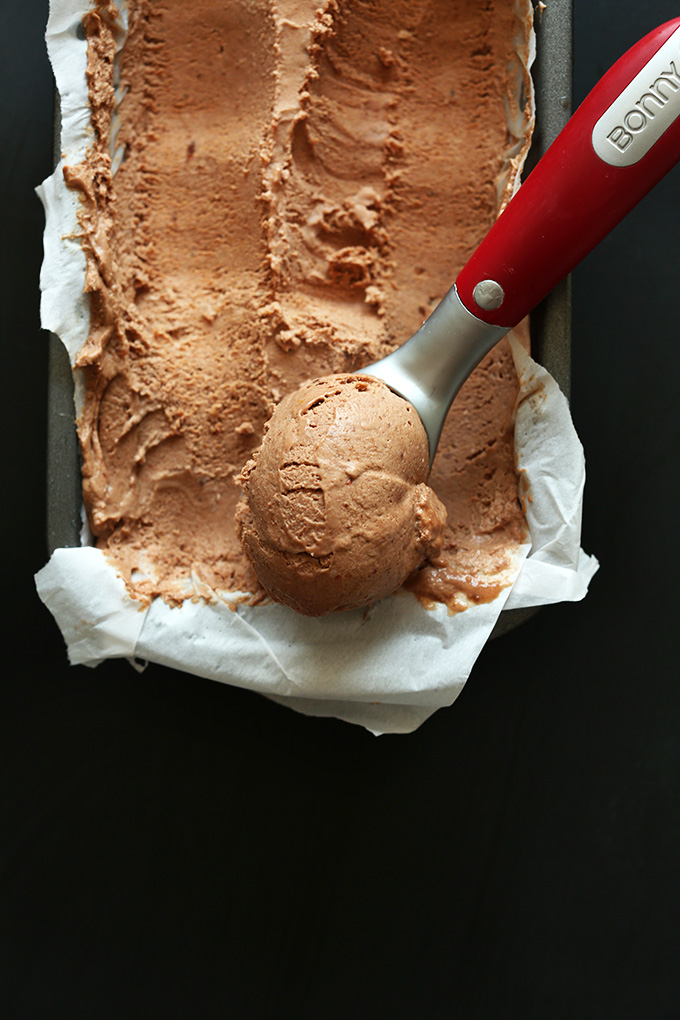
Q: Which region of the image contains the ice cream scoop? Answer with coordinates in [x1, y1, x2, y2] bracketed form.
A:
[239, 18, 680, 615]
[361, 17, 680, 462]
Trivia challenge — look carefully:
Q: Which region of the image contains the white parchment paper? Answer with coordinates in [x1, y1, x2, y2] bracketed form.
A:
[36, 0, 598, 735]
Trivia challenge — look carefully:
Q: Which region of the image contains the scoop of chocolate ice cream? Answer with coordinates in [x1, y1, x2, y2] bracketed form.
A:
[236, 374, 447, 615]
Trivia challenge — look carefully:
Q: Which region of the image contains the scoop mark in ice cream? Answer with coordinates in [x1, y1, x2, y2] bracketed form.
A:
[67, 0, 532, 612]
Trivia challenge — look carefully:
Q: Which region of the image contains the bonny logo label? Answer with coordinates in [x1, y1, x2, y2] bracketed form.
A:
[607, 60, 679, 152]
[592, 30, 680, 167]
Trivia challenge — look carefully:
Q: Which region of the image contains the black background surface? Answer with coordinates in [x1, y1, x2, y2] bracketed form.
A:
[2, 2, 679, 1017]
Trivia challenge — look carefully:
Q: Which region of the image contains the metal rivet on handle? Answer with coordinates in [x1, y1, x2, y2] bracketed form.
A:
[473, 279, 505, 311]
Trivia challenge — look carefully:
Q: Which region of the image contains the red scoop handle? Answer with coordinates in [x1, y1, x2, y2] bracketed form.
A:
[456, 18, 680, 328]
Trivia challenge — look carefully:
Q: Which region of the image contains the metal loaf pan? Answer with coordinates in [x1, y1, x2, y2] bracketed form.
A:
[46, 2, 574, 628]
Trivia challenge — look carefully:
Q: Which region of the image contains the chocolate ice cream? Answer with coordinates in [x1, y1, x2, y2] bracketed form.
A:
[237, 374, 446, 615]
[67, 0, 533, 613]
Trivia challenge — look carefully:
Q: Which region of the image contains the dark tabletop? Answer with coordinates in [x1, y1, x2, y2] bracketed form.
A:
[2, 2, 679, 1017]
